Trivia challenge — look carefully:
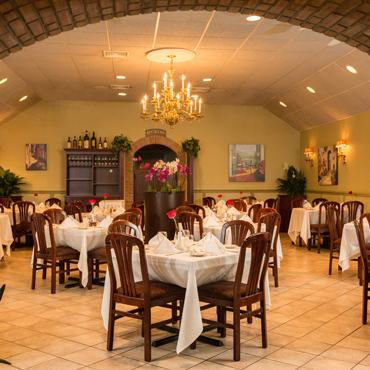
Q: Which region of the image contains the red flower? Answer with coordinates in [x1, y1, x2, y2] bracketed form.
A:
[240, 191, 243, 194]
[227, 200, 233, 206]
[349, 191, 353, 195]
[103, 194, 108, 199]
[89, 199, 96, 205]
[34, 193, 38, 197]
[167, 209, 176, 219]
[218, 194, 222, 198]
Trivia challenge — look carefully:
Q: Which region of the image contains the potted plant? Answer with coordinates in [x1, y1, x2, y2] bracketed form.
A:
[111, 135, 133, 157]
[277, 166, 306, 198]
[0, 166, 25, 199]
[181, 137, 201, 158]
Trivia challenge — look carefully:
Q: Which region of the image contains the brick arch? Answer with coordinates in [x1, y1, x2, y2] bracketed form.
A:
[124, 135, 187, 207]
[2, 1, 370, 59]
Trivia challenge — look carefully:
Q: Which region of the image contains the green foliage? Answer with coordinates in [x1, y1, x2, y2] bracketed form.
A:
[111, 135, 133, 157]
[277, 166, 307, 198]
[0, 167, 25, 198]
[181, 137, 201, 158]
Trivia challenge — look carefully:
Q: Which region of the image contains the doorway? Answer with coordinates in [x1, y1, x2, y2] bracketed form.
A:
[134, 144, 177, 201]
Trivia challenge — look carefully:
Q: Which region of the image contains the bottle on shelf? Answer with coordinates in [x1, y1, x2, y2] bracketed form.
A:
[98, 137, 102, 149]
[84, 131, 89, 149]
[103, 137, 108, 149]
[67, 137, 71, 149]
[78, 136, 82, 149]
[73, 136, 77, 149]
[91, 131, 96, 149]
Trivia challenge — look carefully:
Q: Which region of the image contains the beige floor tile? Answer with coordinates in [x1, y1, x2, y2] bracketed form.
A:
[39, 339, 88, 356]
[122, 346, 172, 362]
[93, 338, 142, 354]
[89, 355, 145, 370]
[285, 338, 331, 355]
[240, 340, 280, 357]
[254, 332, 296, 347]
[1, 342, 32, 358]
[189, 360, 236, 370]
[14, 333, 63, 349]
[351, 365, 370, 370]
[149, 353, 206, 370]
[245, 358, 298, 369]
[322, 345, 369, 363]
[209, 349, 260, 369]
[27, 358, 84, 370]
[266, 348, 315, 366]
[302, 328, 345, 345]
[63, 347, 114, 366]
[338, 336, 370, 352]
[303, 355, 356, 370]
[5, 349, 55, 369]
[70, 331, 106, 346]
[0, 327, 37, 342]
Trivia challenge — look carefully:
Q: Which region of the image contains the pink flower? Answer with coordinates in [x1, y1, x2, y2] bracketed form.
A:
[167, 209, 176, 219]
[138, 156, 142, 161]
[144, 163, 150, 169]
[89, 199, 96, 205]
[133, 158, 138, 162]
[140, 163, 144, 169]
[349, 191, 353, 195]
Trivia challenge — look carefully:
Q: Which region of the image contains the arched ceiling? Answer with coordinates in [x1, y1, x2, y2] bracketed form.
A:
[0, 7, 370, 130]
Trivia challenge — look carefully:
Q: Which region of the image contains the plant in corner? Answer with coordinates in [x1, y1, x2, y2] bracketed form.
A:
[181, 137, 201, 158]
[111, 135, 133, 157]
[277, 165, 307, 198]
[0, 166, 25, 199]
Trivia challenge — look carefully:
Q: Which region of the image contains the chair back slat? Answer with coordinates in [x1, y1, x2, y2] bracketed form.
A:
[70, 200, 86, 212]
[203, 198, 210, 207]
[256, 207, 277, 220]
[0, 197, 12, 208]
[220, 220, 254, 246]
[312, 198, 328, 207]
[43, 209, 67, 224]
[125, 208, 142, 226]
[354, 215, 370, 278]
[64, 204, 82, 222]
[132, 200, 144, 208]
[31, 213, 56, 256]
[228, 200, 246, 212]
[241, 196, 257, 205]
[257, 212, 281, 251]
[13, 201, 35, 229]
[263, 198, 277, 209]
[248, 204, 262, 223]
[234, 232, 271, 299]
[45, 198, 62, 207]
[327, 206, 342, 241]
[341, 201, 364, 223]
[176, 212, 203, 237]
[319, 201, 340, 225]
[176, 206, 195, 214]
[113, 212, 140, 226]
[109, 220, 140, 237]
[186, 203, 206, 218]
[291, 198, 304, 210]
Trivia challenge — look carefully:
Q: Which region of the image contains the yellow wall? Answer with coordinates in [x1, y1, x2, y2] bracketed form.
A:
[0, 100, 300, 204]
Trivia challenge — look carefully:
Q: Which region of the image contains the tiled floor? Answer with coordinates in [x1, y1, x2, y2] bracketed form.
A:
[1, 234, 370, 369]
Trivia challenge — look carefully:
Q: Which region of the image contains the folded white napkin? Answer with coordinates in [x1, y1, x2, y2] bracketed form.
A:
[50, 204, 62, 210]
[152, 237, 178, 254]
[216, 200, 226, 207]
[69, 216, 80, 225]
[217, 205, 227, 215]
[98, 216, 113, 228]
[38, 202, 45, 209]
[303, 202, 312, 209]
[203, 214, 221, 227]
[200, 233, 228, 255]
[204, 207, 212, 216]
[240, 214, 254, 224]
[60, 217, 79, 229]
[93, 206, 103, 215]
[148, 233, 165, 248]
[227, 206, 240, 215]
[314, 203, 321, 210]
[113, 206, 125, 215]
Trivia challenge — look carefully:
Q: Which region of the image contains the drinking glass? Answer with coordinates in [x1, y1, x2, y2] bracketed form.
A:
[184, 230, 190, 237]
[188, 234, 194, 248]
[158, 231, 167, 239]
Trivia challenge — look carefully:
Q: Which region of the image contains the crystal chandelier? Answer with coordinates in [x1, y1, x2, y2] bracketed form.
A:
[140, 55, 203, 129]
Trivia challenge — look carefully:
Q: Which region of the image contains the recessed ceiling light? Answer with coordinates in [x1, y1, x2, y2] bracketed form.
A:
[116, 76, 126, 79]
[203, 78, 212, 82]
[246, 15, 261, 21]
[346, 65, 357, 74]
[19, 95, 27, 102]
[279, 101, 287, 107]
[307, 86, 315, 93]
[0, 78, 7, 84]
[118, 93, 126, 96]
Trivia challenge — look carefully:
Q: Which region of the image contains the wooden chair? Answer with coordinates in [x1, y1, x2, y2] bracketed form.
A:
[220, 220, 254, 246]
[12, 201, 35, 250]
[186, 203, 206, 218]
[0, 197, 12, 208]
[105, 233, 185, 361]
[230, 200, 246, 212]
[125, 208, 142, 227]
[113, 212, 140, 226]
[70, 200, 86, 212]
[197, 232, 271, 361]
[137, 204, 145, 232]
[206, 197, 216, 207]
[64, 204, 83, 222]
[176, 212, 203, 237]
[263, 198, 277, 209]
[256, 207, 277, 220]
[43, 209, 67, 224]
[257, 212, 281, 287]
[132, 200, 144, 208]
[203, 198, 211, 207]
[308, 201, 340, 253]
[45, 198, 62, 207]
[312, 198, 328, 207]
[327, 205, 343, 275]
[31, 213, 81, 294]
[176, 206, 196, 214]
[0, 204, 3, 213]
[291, 198, 304, 210]
[248, 203, 262, 223]
[354, 215, 370, 324]
[341, 201, 364, 224]
[242, 196, 257, 205]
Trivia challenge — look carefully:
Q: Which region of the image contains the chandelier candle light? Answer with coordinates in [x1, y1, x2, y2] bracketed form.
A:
[141, 55, 203, 128]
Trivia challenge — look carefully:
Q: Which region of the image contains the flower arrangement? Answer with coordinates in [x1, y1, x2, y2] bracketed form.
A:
[133, 157, 191, 193]
[227, 200, 233, 206]
[167, 209, 178, 229]
[89, 199, 96, 206]
[103, 194, 108, 200]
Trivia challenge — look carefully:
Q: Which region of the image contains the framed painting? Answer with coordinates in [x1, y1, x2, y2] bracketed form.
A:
[229, 145, 265, 182]
[26, 144, 47, 171]
[318, 145, 338, 185]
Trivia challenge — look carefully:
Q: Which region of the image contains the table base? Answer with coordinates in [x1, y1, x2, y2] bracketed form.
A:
[64, 276, 105, 288]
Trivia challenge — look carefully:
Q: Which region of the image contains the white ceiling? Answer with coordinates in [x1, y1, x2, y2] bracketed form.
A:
[0, 10, 369, 131]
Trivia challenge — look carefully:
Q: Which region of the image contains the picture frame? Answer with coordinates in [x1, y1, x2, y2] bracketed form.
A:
[26, 144, 47, 171]
[318, 145, 338, 185]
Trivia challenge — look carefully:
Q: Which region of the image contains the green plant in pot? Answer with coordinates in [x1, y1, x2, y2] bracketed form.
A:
[0, 166, 25, 198]
[277, 165, 306, 198]
[111, 135, 133, 157]
[181, 137, 201, 158]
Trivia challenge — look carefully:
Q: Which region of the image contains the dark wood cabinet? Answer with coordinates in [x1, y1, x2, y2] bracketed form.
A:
[64, 149, 124, 208]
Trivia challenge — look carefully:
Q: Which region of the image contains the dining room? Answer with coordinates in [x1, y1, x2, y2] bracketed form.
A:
[2, 2, 370, 369]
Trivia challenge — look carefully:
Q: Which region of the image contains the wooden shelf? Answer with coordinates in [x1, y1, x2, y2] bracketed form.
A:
[94, 183, 119, 185]
[93, 165, 118, 168]
[67, 178, 92, 181]
[67, 165, 92, 168]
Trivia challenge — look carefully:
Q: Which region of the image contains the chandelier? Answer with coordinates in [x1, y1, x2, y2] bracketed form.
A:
[140, 55, 203, 129]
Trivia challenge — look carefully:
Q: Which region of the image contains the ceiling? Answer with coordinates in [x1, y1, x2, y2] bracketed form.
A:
[1, 10, 370, 131]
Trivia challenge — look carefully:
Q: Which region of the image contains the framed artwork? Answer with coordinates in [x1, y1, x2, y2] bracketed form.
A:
[26, 144, 47, 171]
[318, 145, 338, 185]
[229, 145, 265, 182]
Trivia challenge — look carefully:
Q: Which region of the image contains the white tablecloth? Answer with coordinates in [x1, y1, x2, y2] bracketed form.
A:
[4, 206, 43, 226]
[0, 214, 13, 259]
[101, 248, 271, 354]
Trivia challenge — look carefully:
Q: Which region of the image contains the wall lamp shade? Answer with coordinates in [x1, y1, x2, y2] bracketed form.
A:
[335, 140, 347, 164]
[304, 148, 313, 166]
[335, 140, 347, 148]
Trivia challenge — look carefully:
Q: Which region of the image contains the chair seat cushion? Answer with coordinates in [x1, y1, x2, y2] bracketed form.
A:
[310, 224, 328, 229]
[55, 246, 80, 258]
[198, 281, 249, 301]
[88, 247, 106, 259]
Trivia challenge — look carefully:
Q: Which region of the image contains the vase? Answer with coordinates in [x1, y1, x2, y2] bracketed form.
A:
[144, 191, 185, 243]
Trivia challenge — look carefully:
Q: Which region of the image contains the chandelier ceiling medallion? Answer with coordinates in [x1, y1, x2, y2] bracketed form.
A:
[141, 48, 204, 129]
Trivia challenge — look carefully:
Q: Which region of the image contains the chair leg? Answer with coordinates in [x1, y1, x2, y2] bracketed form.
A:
[59, 261, 65, 284]
[190, 340, 196, 349]
[143, 308, 151, 362]
[307, 238, 311, 251]
[87, 258, 93, 290]
[51, 261, 56, 294]
[274, 257, 279, 288]
[107, 301, 116, 351]
[299, 236, 302, 247]
[329, 246, 333, 275]
[66, 262, 70, 275]
[363, 279, 368, 325]
[317, 230, 321, 254]
[31, 257, 37, 290]
[247, 305, 253, 324]
[358, 258, 363, 286]
[261, 300, 268, 348]
[79, 270, 83, 289]
[95, 260, 100, 279]
[217, 306, 221, 333]
[233, 307, 241, 361]
[172, 300, 177, 324]
[220, 306, 226, 338]
[42, 260, 47, 279]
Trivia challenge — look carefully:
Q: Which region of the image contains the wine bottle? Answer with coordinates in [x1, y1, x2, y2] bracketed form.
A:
[84, 131, 89, 149]
[78, 136, 82, 149]
[103, 137, 108, 149]
[67, 137, 71, 149]
[91, 131, 96, 149]
[98, 137, 102, 149]
[73, 136, 77, 149]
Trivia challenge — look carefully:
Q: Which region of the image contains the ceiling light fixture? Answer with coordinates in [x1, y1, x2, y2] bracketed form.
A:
[19, 95, 28, 102]
[279, 101, 287, 107]
[141, 54, 203, 128]
[203, 78, 212, 82]
[118, 93, 126, 96]
[0, 78, 7, 84]
[346, 65, 357, 74]
[307, 87, 315, 93]
[116, 76, 126, 79]
[246, 16, 261, 21]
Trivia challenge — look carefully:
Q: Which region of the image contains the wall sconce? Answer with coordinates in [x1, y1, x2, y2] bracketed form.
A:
[304, 148, 313, 166]
[335, 140, 347, 164]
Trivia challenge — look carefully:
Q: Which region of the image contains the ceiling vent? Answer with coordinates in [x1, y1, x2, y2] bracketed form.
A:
[192, 87, 210, 93]
[110, 85, 131, 90]
[103, 50, 129, 58]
